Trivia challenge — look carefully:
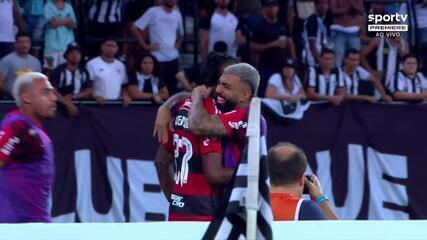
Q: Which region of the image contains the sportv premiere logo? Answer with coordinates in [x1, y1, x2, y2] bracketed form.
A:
[368, 13, 408, 37]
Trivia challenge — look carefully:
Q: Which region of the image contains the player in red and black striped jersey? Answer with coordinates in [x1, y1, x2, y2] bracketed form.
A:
[154, 53, 236, 221]
[160, 96, 231, 221]
[155, 63, 263, 216]
[188, 63, 262, 171]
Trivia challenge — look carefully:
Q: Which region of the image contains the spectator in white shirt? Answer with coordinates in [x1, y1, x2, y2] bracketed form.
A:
[86, 38, 131, 106]
[131, 0, 184, 95]
[391, 54, 427, 102]
[265, 59, 306, 103]
[0, 0, 25, 59]
[199, 0, 246, 59]
[341, 48, 392, 103]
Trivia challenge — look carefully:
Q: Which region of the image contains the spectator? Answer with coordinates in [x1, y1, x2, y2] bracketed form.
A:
[86, 38, 130, 105]
[414, 0, 427, 72]
[265, 59, 306, 103]
[360, 35, 409, 89]
[127, 53, 169, 104]
[365, 1, 386, 39]
[390, 54, 427, 102]
[288, 0, 317, 62]
[0, 32, 41, 98]
[251, 0, 296, 97]
[306, 48, 345, 106]
[303, 0, 329, 67]
[234, 0, 262, 16]
[155, 63, 261, 174]
[341, 48, 392, 103]
[131, 0, 184, 95]
[122, 0, 155, 71]
[50, 43, 92, 117]
[21, 0, 46, 59]
[154, 53, 237, 221]
[399, 0, 417, 48]
[330, 0, 365, 67]
[268, 142, 339, 220]
[85, 0, 124, 57]
[199, 0, 246, 59]
[0, 0, 25, 59]
[43, 0, 77, 72]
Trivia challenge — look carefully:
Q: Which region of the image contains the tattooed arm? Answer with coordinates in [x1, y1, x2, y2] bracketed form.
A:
[188, 86, 228, 136]
[153, 92, 190, 143]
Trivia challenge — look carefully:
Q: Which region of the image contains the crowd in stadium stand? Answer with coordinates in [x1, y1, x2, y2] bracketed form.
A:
[1, 0, 427, 116]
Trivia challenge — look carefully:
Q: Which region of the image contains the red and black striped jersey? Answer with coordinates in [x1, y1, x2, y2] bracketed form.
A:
[162, 97, 222, 221]
[217, 107, 250, 169]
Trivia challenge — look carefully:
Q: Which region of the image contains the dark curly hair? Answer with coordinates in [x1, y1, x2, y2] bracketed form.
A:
[198, 52, 237, 86]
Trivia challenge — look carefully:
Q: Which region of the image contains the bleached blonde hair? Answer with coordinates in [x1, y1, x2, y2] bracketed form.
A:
[12, 72, 49, 107]
[223, 63, 260, 96]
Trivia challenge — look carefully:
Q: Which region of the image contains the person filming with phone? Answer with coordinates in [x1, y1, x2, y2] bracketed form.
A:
[268, 142, 339, 220]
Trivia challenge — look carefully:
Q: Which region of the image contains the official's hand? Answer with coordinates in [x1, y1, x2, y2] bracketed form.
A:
[153, 105, 173, 144]
[305, 175, 324, 201]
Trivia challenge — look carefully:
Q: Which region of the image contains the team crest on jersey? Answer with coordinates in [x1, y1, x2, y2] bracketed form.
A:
[203, 138, 210, 146]
[183, 99, 192, 109]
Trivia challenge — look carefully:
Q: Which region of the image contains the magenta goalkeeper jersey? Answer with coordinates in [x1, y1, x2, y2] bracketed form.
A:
[0, 110, 55, 223]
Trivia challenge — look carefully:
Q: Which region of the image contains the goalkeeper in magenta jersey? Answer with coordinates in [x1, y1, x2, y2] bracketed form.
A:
[0, 72, 57, 223]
